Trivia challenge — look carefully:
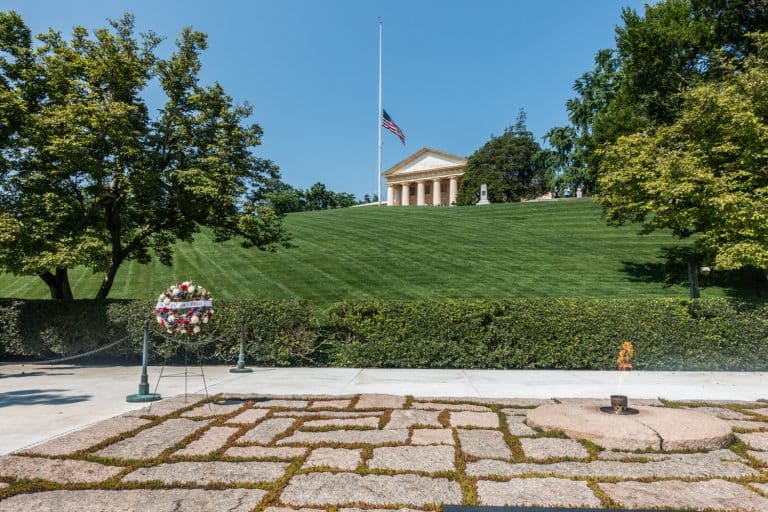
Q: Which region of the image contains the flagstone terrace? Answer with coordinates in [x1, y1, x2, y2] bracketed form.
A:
[2, 393, 768, 511]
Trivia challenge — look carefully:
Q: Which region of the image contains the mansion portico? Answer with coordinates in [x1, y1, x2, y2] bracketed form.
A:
[384, 148, 466, 206]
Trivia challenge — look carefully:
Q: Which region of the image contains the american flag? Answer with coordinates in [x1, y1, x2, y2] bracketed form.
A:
[382, 110, 405, 145]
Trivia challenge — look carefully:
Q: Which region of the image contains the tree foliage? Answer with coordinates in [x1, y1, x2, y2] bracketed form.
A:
[457, 110, 546, 205]
[599, 36, 768, 273]
[0, 12, 289, 299]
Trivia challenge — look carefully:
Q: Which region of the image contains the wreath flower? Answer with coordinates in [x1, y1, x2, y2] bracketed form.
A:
[154, 281, 214, 335]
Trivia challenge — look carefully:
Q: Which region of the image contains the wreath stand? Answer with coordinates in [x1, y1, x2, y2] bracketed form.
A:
[147, 333, 214, 411]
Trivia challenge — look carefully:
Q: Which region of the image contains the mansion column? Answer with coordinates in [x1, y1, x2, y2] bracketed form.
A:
[416, 181, 425, 206]
[401, 183, 409, 206]
[432, 179, 441, 206]
[387, 185, 395, 206]
[449, 177, 458, 205]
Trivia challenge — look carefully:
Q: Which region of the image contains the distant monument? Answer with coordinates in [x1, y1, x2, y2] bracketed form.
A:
[477, 184, 490, 205]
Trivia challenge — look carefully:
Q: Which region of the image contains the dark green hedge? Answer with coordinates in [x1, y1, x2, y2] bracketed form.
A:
[326, 299, 768, 370]
[1, 298, 766, 370]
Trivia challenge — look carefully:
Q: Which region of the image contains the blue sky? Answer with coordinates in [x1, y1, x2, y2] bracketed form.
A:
[5, 1, 652, 199]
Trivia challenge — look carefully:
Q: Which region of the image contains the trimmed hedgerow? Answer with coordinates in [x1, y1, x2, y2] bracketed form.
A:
[1, 298, 766, 370]
[326, 299, 768, 370]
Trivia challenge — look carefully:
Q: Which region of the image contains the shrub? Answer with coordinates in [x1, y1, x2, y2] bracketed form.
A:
[326, 299, 768, 370]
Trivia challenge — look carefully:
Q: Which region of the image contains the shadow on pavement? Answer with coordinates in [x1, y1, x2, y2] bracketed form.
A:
[0, 389, 92, 407]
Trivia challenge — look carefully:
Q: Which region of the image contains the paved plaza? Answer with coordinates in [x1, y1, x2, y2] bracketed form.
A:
[1, 387, 768, 510]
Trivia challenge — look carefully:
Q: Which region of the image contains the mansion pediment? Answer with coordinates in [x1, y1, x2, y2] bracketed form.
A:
[383, 147, 466, 179]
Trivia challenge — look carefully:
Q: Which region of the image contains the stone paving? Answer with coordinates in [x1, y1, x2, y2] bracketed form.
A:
[1, 394, 768, 511]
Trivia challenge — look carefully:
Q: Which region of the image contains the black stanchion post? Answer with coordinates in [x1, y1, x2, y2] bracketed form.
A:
[126, 321, 162, 402]
[230, 322, 253, 373]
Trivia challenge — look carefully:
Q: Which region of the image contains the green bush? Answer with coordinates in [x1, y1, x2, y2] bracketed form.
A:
[0, 299, 320, 366]
[326, 299, 768, 370]
[1, 298, 766, 370]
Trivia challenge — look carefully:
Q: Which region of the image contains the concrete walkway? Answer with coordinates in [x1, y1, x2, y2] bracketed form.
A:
[0, 363, 766, 455]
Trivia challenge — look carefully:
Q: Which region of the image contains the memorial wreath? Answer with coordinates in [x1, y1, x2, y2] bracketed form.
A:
[154, 281, 214, 335]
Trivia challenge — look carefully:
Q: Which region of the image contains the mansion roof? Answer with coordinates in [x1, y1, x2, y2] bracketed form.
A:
[383, 147, 466, 181]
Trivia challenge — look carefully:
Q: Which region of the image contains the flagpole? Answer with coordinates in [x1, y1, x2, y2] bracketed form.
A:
[377, 16, 383, 206]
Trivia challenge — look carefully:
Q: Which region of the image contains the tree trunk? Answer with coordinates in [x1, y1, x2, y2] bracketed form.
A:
[39, 267, 74, 300]
[96, 262, 121, 300]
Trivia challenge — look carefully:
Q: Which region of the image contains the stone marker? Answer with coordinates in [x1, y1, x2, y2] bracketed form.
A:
[238, 418, 295, 444]
[477, 478, 601, 507]
[450, 411, 499, 428]
[225, 446, 307, 459]
[466, 457, 756, 479]
[280, 472, 461, 506]
[0, 489, 266, 512]
[95, 418, 210, 459]
[368, 445, 455, 472]
[278, 429, 408, 445]
[123, 461, 287, 484]
[411, 428, 455, 445]
[174, 426, 238, 456]
[226, 408, 270, 424]
[457, 429, 512, 459]
[302, 417, 379, 428]
[600, 479, 768, 510]
[0, 455, 122, 484]
[303, 448, 361, 470]
[527, 403, 733, 450]
[477, 184, 490, 205]
[21, 416, 150, 456]
[355, 394, 405, 409]
[385, 409, 441, 429]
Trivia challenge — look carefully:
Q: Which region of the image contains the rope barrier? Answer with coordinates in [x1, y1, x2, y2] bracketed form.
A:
[0, 332, 135, 366]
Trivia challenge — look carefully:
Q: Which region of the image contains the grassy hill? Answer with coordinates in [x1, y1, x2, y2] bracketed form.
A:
[0, 199, 718, 303]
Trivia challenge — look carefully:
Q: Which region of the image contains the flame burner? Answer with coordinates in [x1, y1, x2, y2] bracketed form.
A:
[600, 394, 639, 415]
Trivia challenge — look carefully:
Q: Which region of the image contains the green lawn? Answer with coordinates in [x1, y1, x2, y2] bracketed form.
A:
[0, 199, 716, 303]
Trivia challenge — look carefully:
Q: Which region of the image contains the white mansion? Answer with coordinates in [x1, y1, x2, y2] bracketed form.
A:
[384, 147, 466, 206]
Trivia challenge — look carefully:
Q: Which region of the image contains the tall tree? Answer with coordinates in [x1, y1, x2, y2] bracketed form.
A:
[598, 36, 768, 288]
[0, 12, 289, 299]
[457, 110, 546, 205]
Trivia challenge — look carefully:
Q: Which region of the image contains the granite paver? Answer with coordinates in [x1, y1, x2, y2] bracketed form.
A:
[519, 438, 589, 459]
[273, 411, 380, 418]
[457, 429, 512, 459]
[467, 457, 757, 478]
[278, 429, 409, 445]
[95, 418, 210, 459]
[303, 448, 361, 470]
[504, 414, 536, 436]
[412, 402, 491, 412]
[477, 478, 601, 507]
[181, 401, 243, 417]
[121, 394, 206, 417]
[123, 461, 287, 484]
[355, 394, 405, 409]
[738, 432, 768, 450]
[174, 426, 239, 456]
[309, 399, 352, 409]
[684, 406, 754, 420]
[368, 445, 455, 472]
[0, 455, 122, 484]
[302, 417, 379, 428]
[600, 479, 768, 510]
[224, 446, 307, 459]
[238, 418, 295, 444]
[411, 428, 455, 445]
[226, 408, 270, 424]
[0, 489, 266, 512]
[280, 472, 461, 506]
[450, 411, 499, 428]
[385, 409, 442, 429]
[748, 450, 768, 464]
[251, 399, 309, 408]
[21, 416, 150, 456]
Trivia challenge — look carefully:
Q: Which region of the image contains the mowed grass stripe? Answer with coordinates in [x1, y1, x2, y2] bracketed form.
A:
[1, 200, 710, 303]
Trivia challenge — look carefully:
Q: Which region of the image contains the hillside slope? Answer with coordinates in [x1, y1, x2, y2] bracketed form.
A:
[0, 200, 705, 302]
